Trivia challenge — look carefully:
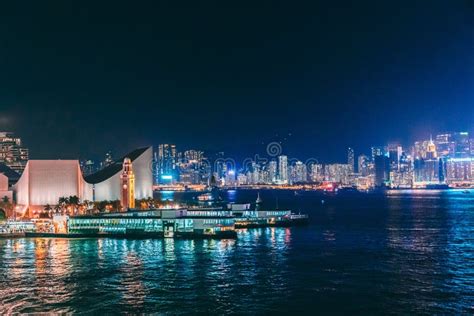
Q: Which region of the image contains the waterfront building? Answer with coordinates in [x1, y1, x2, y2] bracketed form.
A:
[14, 147, 153, 217]
[357, 155, 370, 176]
[67, 208, 235, 238]
[310, 163, 324, 182]
[14, 160, 87, 217]
[347, 147, 355, 173]
[290, 161, 307, 183]
[0, 132, 29, 174]
[268, 160, 277, 183]
[278, 155, 288, 184]
[412, 139, 444, 185]
[445, 157, 474, 183]
[324, 164, 350, 185]
[453, 132, 470, 158]
[237, 173, 247, 186]
[435, 133, 455, 157]
[84, 147, 153, 202]
[387, 143, 402, 171]
[374, 154, 390, 187]
[120, 158, 135, 210]
[156, 144, 177, 184]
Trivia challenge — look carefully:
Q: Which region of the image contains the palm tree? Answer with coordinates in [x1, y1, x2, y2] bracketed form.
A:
[69, 195, 80, 215]
[58, 196, 69, 214]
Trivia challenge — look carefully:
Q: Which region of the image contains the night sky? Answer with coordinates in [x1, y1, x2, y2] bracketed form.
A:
[0, 1, 473, 162]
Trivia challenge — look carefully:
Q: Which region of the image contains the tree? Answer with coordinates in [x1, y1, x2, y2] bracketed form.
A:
[69, 195, 80, 215]
[0, 196, 13, 218]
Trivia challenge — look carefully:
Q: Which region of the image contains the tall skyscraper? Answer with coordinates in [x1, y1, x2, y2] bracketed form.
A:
[453, 132, 470, 158]
[0, 132, 29, 174]
[278, 155, 288, 184]
[371, 146, 384, 160]
[310, 163, 324, 182]
[268, 160, 277, 183]
[358, 155, 369, 176]
[103, 151, 114, 168]
[374, 154, 390, 187]
[347, 147, 355, 173]
[157, 144, 177, 183]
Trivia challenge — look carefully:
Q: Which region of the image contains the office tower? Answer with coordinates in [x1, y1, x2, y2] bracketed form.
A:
[81, 160, 97, 176]
[358, 155, 370, 176]
[157, 144, 177, 183]
[347, 147, 355, 173]
[445, 157, 474, 182]
[426, 137, 437, 159]
[453, 132, 470, 158]
[278, 155, 288, 184]
[103, 151, 114, 168]
[435, 133, 455, 157]
[310, 163, 324, 182]
[387, 143, 402, 171]
[371, 146, 384, 161]
[268, 160, 277, 183]
[324, 164, 351, 184]
[290, 161, 307, 184]
[374, 154, 390, 187]
[0, 132, 29, 174]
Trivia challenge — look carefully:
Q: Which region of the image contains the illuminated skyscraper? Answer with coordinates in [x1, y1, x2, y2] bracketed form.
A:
[278, 155, 288, 184]
[374, 154, 390, 187]
[268, 160, 277, 183]
[358, 155, 370, 176]
[347, 147, 355, 173]
[387, 143, 402, 171]
[310, 163, 324, 182]
[371, 146, 384, 160]
[453, 132, 470, 158]
[157, 144, 177, 183]
[0, 132, 29, 174]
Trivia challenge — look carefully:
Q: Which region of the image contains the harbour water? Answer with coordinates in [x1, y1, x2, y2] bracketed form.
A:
[0, 190, 473, 314]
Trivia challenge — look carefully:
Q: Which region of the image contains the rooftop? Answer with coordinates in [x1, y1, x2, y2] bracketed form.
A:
[84, 147, 150, 184]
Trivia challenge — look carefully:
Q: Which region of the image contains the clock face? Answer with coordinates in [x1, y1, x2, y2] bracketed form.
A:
[123, 184, 127, 189]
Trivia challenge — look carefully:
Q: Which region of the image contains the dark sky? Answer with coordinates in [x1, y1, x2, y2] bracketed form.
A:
[0, 0, 473, 162]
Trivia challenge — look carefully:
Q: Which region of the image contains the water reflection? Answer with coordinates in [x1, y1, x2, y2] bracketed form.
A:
[1, 191, 473, 314]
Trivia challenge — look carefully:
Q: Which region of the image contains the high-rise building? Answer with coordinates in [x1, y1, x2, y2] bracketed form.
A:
[156, 144, 177, 183]
[290, 161, 307, 184]
[324, 164, 351, 184]
[268, 160, 277, 183]
[347, 147, 355, 173]
[103, 151, 114, 168]
[357, 155, 370, 176]
[371, 146, 384, 161]
[453, 132, 470, 158]
[387, 143, 402, 171]
[374, 154, 390, 187]
[278, 155, 288, 184]
[0, 132, 29, 174]
[310, 163, 324, 182]
[81, 160, 98, 176]
[435, 133, 455, 157]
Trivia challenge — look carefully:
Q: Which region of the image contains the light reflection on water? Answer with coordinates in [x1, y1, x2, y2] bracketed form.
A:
[0, 190, 473, 314]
